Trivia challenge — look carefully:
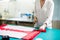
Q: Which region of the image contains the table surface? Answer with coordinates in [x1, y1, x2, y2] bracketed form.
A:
[34, 28, 60, 40]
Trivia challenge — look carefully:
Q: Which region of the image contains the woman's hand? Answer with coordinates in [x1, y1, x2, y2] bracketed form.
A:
[34, 16, 38, 24]
[39, 23, 47, 30]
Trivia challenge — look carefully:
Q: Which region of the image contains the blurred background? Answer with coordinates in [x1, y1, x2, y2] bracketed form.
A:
[0, 0, 35, 27]
[52, 0, 60, 29]
[0, 0, 60, 29]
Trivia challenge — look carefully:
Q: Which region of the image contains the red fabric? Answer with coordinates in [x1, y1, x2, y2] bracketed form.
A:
[0, 27, 41, 40]
[0, 24, 7, 27]
[0, 27, 31, 34]
[23, 29, 46, 40]
[23, 30, 40, 40]
[0, 24, 46, 40]
[0, 24, 31, 33]
[39, 29, 46, 32]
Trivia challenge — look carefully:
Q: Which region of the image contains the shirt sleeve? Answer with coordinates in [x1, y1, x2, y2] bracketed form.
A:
[44, 1, 54, 26]
[34, 0, 37, 17]
[34, 8, 36, 16]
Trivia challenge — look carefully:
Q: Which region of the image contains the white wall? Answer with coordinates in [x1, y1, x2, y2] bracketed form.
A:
[0, 0, 9, 18]
[53, 0, 60, 20]
[16, 0, 35, 13]
[0, 0, 35, 18]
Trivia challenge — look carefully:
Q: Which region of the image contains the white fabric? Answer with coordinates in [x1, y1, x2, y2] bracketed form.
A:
[34, 0, 54, 28]
[4, 25, 34, 31]
[0, 30, 27, 38]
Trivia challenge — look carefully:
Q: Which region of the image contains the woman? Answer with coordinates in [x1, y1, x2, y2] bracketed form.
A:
[34, 0, 54, 30]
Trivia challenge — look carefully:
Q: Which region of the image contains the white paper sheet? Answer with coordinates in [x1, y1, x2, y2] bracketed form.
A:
[0, 30, 27, 38]
[4, 25, 34, 31]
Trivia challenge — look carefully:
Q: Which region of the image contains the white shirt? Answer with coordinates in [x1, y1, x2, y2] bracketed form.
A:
[34, 0, 54, 28]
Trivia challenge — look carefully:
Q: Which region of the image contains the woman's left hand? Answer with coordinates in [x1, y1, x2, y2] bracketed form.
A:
[39, 23, 47, 30]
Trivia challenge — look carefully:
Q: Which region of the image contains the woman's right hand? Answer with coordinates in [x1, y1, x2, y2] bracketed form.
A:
[34, 16, 38, 24]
